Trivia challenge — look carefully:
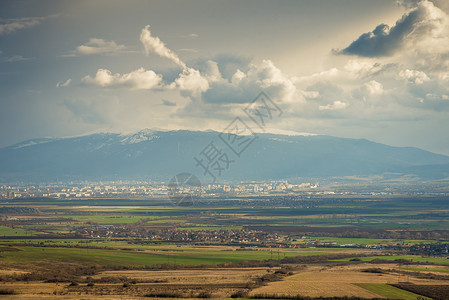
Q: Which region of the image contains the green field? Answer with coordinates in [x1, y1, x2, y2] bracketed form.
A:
[305, 236, 435, 245]
[0, 245, 334, 267]
[178, 225, 242, 231]
[398, 266, 449, 273]
[354, 283, 430, 300]
[335, 255, 449, 265]
[0, 225, 35, 236]
[62, 214, 159, 224]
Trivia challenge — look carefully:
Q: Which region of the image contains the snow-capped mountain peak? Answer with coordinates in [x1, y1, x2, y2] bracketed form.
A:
[119, 129, 160, 145]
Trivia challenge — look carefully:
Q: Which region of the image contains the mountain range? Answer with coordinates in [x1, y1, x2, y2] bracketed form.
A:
[0, 129, 448, 183]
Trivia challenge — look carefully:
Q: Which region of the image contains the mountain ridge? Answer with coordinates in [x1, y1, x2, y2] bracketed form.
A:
[1, 129, 448, 183]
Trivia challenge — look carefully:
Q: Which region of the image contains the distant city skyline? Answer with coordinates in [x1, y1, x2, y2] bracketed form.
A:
[1, 0, 449, 155]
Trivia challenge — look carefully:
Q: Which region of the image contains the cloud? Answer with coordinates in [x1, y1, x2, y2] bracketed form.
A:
[82, 68, 163, 89]
[319, 101, 348, 111]
[293, 68, 340, 86]
[399, 0, 449, 13]
[82, 26, 207, 94]
[302, 90, 320, 99]
[83, 26, 297, 107]
[343, 60, 391, 79]
[180, 33, 199, 39]
[65, 39, 126, 56]
[351, 80, 384, 101]
[3, 55, 32, 62]
[171, 67, 209, 95]
[140, 25, 186, 69]
[56, 79, 72, 88]
[363, 80, 384, 95]
[202, 54, 252, 80]
[200, 59, 298, 105]
[161, 99, 176, 106]
[426, 93, 449, 100]
[82, 25, 299, 111]
[399, 69, 430, 84]
[63, 96, 121, 125]
[178, 48, 198, 53]
[0, 15, 57, 35]
[337, 0, 447, 57]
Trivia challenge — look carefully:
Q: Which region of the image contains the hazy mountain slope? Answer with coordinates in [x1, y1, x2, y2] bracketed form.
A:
[0, 130, 448, 182]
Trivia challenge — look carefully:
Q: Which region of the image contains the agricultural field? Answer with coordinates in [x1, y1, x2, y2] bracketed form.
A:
[0, 226, 34, 237]
[354, 283, 431, 300]
[0, 245, 348, 267]
[334, 255, 449, 265]
[249, 264, 447, 299]
[304, 236, 440, 246]
[0, 195, 448, 298]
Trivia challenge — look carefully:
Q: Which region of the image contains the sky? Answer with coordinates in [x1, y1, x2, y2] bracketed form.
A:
[1, 0, 449, 155]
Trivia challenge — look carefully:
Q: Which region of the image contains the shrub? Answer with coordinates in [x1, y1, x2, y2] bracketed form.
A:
[197, 291, 212, 298]
[144, 291, 184, 298]
[231, 289, 248, 298]
[0, 288, 16, 295]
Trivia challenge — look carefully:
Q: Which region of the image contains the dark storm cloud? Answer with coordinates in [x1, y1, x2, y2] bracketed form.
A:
[336, 1, 434, 57]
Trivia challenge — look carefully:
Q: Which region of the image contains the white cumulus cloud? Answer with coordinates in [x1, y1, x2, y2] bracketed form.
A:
[399, 69, 430, 84]
[73, 38, 126, 56]
[171, 67, 209, 94]
[83, 26, 299, 107]
[82, 68, 163, 89]
[200, 59, 298, 105]
[140, 25, 186, 69]
[363, 80, 384, 95]
[319, 101, 348, 111]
